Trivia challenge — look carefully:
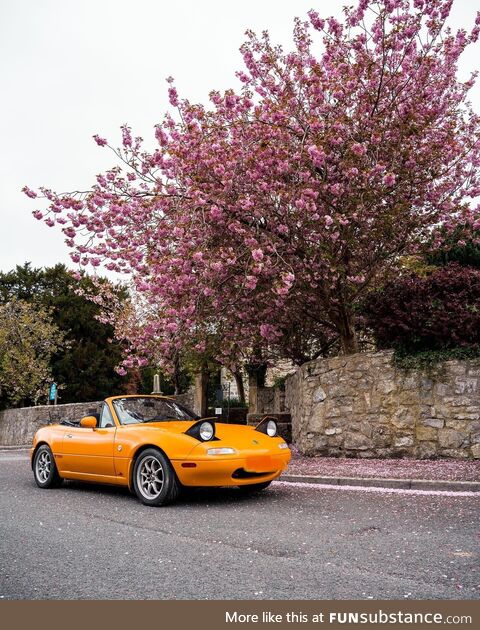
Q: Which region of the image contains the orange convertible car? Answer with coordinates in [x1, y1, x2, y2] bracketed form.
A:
[31, 395, 291, 506]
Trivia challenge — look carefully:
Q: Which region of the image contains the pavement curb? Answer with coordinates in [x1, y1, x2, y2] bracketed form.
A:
[0, 445, 30, 451]
[280, 474, 480, 492]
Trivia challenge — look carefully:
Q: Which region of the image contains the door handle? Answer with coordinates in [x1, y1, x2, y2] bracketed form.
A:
[66, 434, 73, 439]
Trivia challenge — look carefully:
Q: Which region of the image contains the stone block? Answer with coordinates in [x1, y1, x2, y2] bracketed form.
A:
[391, 408, 415, 429]
[415, 441, 437, 459]
[394, 436, 414, 447]
[439, 448, 469, 459]
[471, 444, 480, 459]
[445, 419, 470, 431]
[416, 426, 438, 441]
[312, 386, 327, 403]
[438, 428, 466, 449]
[454, 378, 478, 395]
[327, 434, 343, 447]
[359, 421, 373, 439]
[420, 417, 444, 429]
[308, 413, 325, 433]
[447, 363, 467, 376]
[376, 380, 396, 394]
[343, 432, 373, 450]
[371, 425, 392, 448]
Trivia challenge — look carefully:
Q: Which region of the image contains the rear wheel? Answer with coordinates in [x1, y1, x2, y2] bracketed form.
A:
[238, 481, 272, 493]
[33, 445, 63, 489]
[132, 448, 180, 507]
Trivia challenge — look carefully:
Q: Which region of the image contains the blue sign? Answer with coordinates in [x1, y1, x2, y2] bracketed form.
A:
[49, 383, 57, 402]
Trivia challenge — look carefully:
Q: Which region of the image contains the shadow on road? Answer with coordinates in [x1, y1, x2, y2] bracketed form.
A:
[24, 477, 278, 507]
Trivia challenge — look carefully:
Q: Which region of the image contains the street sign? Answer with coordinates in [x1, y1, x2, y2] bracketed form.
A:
[49, 382, 57, 404]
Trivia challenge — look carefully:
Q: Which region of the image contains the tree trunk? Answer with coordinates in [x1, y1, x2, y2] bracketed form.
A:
[193, 370, 208, 417]
[333, 309, 359, 355]
[232, 370, 245, 404]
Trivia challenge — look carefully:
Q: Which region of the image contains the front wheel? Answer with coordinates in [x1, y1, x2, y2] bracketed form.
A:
[238, 481, 272, 493]
[33, 445, 63, 489]
[132, 448, 180, 507]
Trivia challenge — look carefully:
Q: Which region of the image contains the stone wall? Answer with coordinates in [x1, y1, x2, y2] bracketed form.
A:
[285, 350, 480, 459]
[0, 401, 102, 446]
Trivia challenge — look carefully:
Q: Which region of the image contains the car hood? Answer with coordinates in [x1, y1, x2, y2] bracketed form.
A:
[123, 420, 278, 448]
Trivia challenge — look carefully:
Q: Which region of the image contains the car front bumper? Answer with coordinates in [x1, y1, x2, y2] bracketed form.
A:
[171, 450, 291, 487]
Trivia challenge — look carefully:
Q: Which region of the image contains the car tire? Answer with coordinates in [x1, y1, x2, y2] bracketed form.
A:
[238, 481, 272, 493]
[33, 444, 63, 489]
[132, 448, 180, 507]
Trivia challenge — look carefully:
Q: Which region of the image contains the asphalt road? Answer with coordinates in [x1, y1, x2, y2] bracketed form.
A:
[1, 452, 478, 600]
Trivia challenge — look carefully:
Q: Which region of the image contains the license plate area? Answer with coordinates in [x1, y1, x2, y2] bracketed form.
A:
[245, 456, 273, 472]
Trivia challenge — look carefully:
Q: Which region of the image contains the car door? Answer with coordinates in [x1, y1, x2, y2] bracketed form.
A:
[61, 404, 116, 477]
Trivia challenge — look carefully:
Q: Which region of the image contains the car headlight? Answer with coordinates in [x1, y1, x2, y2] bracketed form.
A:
[266, 419, 277, 437]
[185, 419, 216, 442]
[254, 416, 278, 437]
[278, 442, 289, 449]
[199, 421, 214, 441]
[207, 447, 236, 455]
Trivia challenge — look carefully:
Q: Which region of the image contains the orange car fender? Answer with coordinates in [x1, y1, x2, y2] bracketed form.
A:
[30, 426, 64, 468]
[113, 427, 199, 489]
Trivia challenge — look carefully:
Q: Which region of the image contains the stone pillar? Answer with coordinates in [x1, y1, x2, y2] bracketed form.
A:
[246, 363, 267, 414]
[193, 371, 208, 417]
[248, 372, 259, 414]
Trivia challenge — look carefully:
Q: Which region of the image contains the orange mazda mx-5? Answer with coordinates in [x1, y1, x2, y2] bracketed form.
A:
[30, 395, 291, 506]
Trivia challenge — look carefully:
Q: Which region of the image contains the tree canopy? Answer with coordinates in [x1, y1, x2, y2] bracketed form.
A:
[25, 0, 480, 372]
[0, 298, 64, 408]
[0, 264, 128, 404]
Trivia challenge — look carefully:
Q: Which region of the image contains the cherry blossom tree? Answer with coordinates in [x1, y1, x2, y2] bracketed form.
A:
[26, 0, 480, 371]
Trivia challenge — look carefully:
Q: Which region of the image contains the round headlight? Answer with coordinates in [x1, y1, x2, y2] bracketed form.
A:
[266, 419, 277, 437]
[199, 421, 214, 441]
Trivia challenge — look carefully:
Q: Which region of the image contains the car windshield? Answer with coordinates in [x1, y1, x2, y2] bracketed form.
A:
[112, 397, 199, 425]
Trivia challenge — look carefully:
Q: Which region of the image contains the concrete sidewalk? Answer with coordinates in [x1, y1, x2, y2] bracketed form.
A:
[280, 473, 480, 492]
[284, 448, 480, 492]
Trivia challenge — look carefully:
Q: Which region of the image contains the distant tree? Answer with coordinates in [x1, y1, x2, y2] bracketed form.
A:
[0, 263, 128, 403]
[0, 299, 65, 408]
[361, 264, 480, 353]
[426, 227, 480, 269]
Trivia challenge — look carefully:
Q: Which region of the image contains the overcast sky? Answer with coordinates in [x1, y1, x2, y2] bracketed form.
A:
[1, 0, 478, 275]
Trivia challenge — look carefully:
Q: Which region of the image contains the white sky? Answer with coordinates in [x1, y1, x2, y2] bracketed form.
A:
[0, 0, 478, 274]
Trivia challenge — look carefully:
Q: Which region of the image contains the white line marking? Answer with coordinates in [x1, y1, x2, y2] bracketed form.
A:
[274, 480, 479, 497]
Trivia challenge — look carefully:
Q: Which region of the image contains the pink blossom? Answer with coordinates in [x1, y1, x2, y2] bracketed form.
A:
[251, 248, 264, 262]
[383, 172, 396, 187]
[93, 135, 107, 147]
[307, 144, 326, 167]
[22, 186, 37, 199]
[209, 205, 223, 220]
[351, 143, 366, 156]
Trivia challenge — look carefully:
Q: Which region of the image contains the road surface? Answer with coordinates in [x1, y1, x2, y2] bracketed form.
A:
[1, 451, 478, 600]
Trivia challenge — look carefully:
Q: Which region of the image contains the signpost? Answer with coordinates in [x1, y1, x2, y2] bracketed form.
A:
[48, 382, 58, 405]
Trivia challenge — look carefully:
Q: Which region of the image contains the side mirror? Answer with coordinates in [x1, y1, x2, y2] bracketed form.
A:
[80, 416, 97, 429]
